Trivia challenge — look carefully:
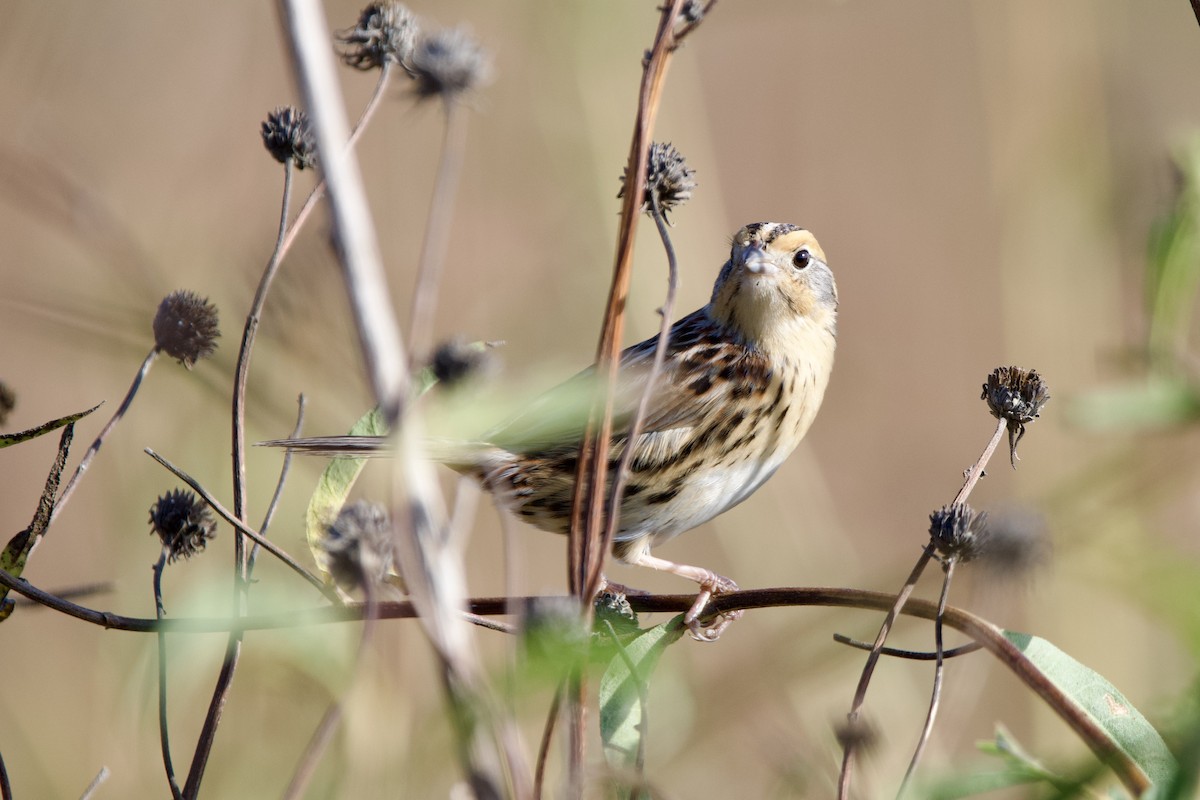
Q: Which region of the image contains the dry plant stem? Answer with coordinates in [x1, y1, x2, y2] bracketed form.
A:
[153, 550, 184, 800]
[832, 633, 980, 661]
[953, 417, 1007, 506]
[0, 748, 10, 800]
[534, 684, 564, 800]
[278, 3, 524, 794]
[565, 2, 691, 789]
[898, 559, 956, 798]
[276, 64, 395, 266]
[838, 416, 1010, 799]
[50, 348, 157, 526]
[408, 99, 468, 359]
[144, 448, 337, 602]
[837, 543, 935, 800]
[277, 0, 406, 411]
[282, 580, 379, 800]
[603, 195, 679, 550]
[232, 159, 295, 577]
[1192, 0, 1200, 28]
[247, 394, 306, 577]
[0, 562, 1162, 791]
[79, 767, 109, 800]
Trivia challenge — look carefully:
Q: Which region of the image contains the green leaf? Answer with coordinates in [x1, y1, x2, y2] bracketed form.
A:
[0, 403, 100, 448]
[1, 420, 78, 621]
[598, 615, 685, 774]
[1004, 631, 1177, 787]
[305, 407, 388, 577]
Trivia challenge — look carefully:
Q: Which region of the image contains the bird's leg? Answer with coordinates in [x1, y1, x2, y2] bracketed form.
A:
[628, 552, 744, 641]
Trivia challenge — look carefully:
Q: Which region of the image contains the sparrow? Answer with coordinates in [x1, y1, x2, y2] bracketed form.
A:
[266, 222, 838, 639]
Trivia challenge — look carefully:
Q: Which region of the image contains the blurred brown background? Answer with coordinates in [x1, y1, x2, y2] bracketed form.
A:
[2, 1, 1199, 797]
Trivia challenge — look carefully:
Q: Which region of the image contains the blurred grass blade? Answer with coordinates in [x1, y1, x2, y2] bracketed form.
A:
[599, 616, 685, 775]
[304, 406, 387, 577]
[1004, 631, 1177, 787]
[1067, 376, 1200, 431]
[1, 421, 77, 621]
[1147, 140, 1200, 364]
[0, 402, 99, 448]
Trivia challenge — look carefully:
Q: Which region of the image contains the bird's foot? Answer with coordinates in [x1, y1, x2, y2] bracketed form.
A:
[684, 571, 743, 642]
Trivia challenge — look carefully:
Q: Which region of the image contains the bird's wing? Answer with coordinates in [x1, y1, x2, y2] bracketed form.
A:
[486, 308, 767, 463]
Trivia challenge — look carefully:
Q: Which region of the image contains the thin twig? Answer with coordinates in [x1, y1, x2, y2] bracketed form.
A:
[0, 747, 11, 800]
[837, 544, 935, 799]
[565, 3, 696, 789]
[78, 766, 109, 800]
[50, 348, 157, 526]
[232, 157, 296, 576]
[0, 568, 1151, 797]
[282, 577, 379, 800]
[838, 416, 1011, 799]
[408, 99, 469, 360]
[144, 448, 337, 602]
[153, 550, 184, 800]
[248, 394, 306, 577]
[602, 193, 679, 559]
[898, 559, 956, 797]
[533, 684, 563, 800]
[832, 633, 980, 661]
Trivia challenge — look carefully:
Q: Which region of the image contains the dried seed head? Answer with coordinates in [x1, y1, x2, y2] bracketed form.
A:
[149, 489, 217, 563]
[153, 291, 220, 368]
[261, 106, 316, 170]
[321, 501, 394, 591]
[834, 716, 879, 754]
[981, 366, 1050, 467]
[681, 0, 706, 24]
[410, 26, 493, 100]
[619, 141, 697, 220]
[337, 2, 419, 73]
[929, 503, 988, 564]
[0, 381, 14, 426]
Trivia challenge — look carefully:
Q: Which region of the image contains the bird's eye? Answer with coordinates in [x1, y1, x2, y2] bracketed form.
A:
[793, 249, 811, 269]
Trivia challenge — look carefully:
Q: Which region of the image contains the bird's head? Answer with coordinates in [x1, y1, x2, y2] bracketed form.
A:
[709, 223, 838, 351]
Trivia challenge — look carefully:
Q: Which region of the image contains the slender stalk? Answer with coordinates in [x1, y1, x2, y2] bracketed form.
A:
[832, 633, 979, 660]
[232, 159, 295, 576]
[600, 195, 679, 577]
[0, 747, 11, 800]
[50, 348, 157, 526]
[247, 394, 306, 577]
[533, 684, 563, 800]
[78, 766, 110, 800]
[838, 416, 1011, 799]
[282, 578, 379, 800]
[408, 99, 469, 360]
[144, 449, 337, 602]
[898, 559, 956, 797]
[153, 550, 184, 800]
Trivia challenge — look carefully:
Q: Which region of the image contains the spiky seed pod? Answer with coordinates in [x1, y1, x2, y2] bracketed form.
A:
[619, 141, 697, 220]
[260, 106, 316, 170]
[337, 2, 419, 73]
[929, 503, 988, 564]
[149, 489, 217, 563]
[981, 366, 1050, 467]
[152, 291, 220, 368]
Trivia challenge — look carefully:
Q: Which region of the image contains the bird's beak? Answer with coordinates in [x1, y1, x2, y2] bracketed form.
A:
[739, 244, 777, 275]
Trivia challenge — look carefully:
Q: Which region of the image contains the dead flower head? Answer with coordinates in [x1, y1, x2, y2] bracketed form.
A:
[619, 141, 696, 221]
[982, 366, 1050, 468]
[337, 2, 419, 73]
[321, 501, 394, 592]
[261, 106, 316, 170]
[410, 26, 493, 100]
[929, 503, 988, 565]
[149, 489, 217, 563]
[153, 291, 220, 368]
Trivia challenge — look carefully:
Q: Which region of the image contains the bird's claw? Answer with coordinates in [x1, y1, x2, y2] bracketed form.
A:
[684, 572, 742, 642]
